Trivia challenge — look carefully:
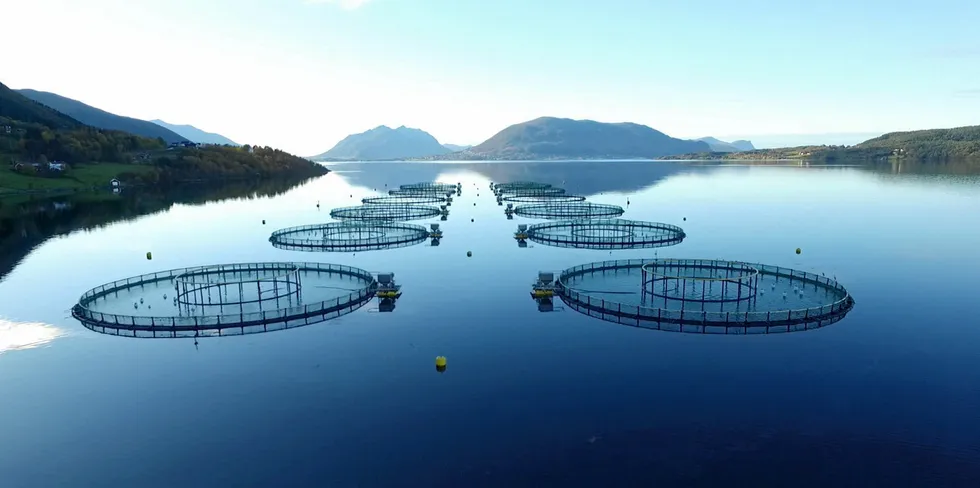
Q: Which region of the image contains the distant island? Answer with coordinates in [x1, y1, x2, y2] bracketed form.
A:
[1, 82, 326, 194]
[306, 116, 980, 164]
[662, 126, 980, 163]
[312, 125, 451, 160]
[151, 119, 239, 146]
[415, 117, 709, 161]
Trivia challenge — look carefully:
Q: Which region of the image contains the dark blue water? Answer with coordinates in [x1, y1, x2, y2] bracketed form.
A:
[2, 161, 980, 487]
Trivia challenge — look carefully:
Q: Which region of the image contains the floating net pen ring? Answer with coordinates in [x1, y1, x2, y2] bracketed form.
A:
[502, 194, 587, 204]
[269, 222, 430, 251]
[399, 183, 458, 193]
[389, 188, 454, 197]
[553, 258, 855, 333]
[513, 202, 625, 220]
[363, 195, 445, 205]
[494, 182, 553, 191]
[329, 204, 442, 222]
[497, 187, 567, 197]
[71, 262, 380, 338]
[525, 219, 685, 250]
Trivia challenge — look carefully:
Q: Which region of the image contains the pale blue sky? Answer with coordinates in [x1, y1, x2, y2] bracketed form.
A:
[3, 0, 979, 154]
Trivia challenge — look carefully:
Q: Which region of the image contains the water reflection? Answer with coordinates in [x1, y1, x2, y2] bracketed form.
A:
[1, 160, 980, 487]
[0, 318, 64, 355]
[0, 177, 318, 282]
[335, 160, 695, 196]
[333, 159, 980, 196]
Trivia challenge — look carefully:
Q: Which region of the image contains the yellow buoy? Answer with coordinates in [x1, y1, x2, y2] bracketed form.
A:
[796, 248, 802, 254]
[435, 356, 447, 367]
[146, 251, 152, 260]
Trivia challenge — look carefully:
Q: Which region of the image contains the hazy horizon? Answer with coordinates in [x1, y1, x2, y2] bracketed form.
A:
[3, 0, 977, 155]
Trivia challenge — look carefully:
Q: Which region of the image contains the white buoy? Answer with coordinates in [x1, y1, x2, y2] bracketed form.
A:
[782, 293, 787, 299]
[139, 298, 144, 304]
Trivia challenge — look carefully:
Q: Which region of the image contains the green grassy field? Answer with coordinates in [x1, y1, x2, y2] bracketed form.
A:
[0, 163, 157, 194]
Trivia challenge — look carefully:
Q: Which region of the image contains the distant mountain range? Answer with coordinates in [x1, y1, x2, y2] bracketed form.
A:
[318, 117, 716, 161]
[313, 125, 451, 160]
[430, 117, 709, 160]
[1, 82, 326, 189]
[16, 89, 188, 144]
[151, 120, 238, 146]
[696, 137, 755, 152]
[1, 84, 80, 130]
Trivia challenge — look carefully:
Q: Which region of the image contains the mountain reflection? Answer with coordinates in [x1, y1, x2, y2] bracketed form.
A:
[333, 159, 980, 196]
[0, 177, 318, 282]
[332, 161, 703, 196]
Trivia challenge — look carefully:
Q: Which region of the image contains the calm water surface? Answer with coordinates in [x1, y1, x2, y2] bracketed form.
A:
[2, 161, 980, 487]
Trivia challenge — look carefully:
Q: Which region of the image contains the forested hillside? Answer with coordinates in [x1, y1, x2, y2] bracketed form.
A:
[1, 81, 326, 192]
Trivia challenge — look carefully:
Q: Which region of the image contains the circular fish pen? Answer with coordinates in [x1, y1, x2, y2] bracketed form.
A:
[72, 262, 379, 338]
[514, 202, 625, 220]
[399, 183, 458, 194]
[502, 194, 587, 204]
[362, 195, 445, 205]
[526, 219, 685, 249]
[389, 188, 454, 197]
[494, 182, 552, 192]
[330, 204, 442, 222]
[555, 259, 855, 334]
[497, 187, 567, 197]
[269, 222, 430, 252]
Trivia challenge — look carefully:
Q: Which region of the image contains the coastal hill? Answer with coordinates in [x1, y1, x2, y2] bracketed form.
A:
[1, 84, 81, 130]
[152, 119, 239, 146]
[1, 81, 326, 192]
[424, 117, 710, 160]
[313, 125, 451, 160]
[664, 126, 980, 162]
[851, 126, 980, 160]
[696, 137, 755, 152]
[17, 89, 187, 144]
